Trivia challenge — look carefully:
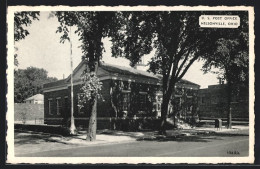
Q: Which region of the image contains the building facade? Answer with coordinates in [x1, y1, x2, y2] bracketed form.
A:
[43, 61, 200, 129]
[197, 83, 249, 119]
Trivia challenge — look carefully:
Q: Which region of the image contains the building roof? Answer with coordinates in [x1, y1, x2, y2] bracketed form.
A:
[101, 63, 200, 87]
[24, 94, 44, 101]
[43, 61, 200, 89]
[179, 78, 200, 87]
[43, 79, 67, 89]
[101, 62, 159, 80]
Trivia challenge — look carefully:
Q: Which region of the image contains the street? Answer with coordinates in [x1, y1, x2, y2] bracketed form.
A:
[15, 129, 249, 157]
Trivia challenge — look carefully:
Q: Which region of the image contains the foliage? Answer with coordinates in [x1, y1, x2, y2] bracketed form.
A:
[78, 72, 102, 110]
[14, 12, 40, 66]
[14, 11, 40, 41]
[201, 11, 249, 84]
[55, 11, 249, 133]
[109, 80, 156, 118]
[14, 67, 57, 103]
[203, 13, 249, 86]
[110, 11, 219, 133]
[55, 11, 214, 133]
[55, 11, 121, 140]
[202, 38, 249, 86]
[19, 111, 27, 124]
[55, 11, 119, 70]
[201, 12, 249, 128]
[110, 80, 123, 117]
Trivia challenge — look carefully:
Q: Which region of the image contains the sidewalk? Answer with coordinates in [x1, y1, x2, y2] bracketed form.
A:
[15, 125, 249, 156]
[45, 125, 249, 145]
[194, 125, 249, 132]
[48, 133, 136, 146]
[15, 125, 249, 147]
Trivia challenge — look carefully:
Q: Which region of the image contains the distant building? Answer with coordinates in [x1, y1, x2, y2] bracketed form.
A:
[43, 61, 200, 128]
[24, 94, 44, 104]
[198, 82, 249, 119]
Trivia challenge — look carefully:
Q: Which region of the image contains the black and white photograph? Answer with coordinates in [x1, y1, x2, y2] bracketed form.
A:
[6, 6, 254, 164]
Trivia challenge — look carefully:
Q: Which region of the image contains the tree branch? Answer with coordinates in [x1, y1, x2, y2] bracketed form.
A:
[175, 46, 194, 78]
[176, 53, 200, 81]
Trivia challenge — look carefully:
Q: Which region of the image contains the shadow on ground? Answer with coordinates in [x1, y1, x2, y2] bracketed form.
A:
[15, 128, 249, 146]
[212, 133, 249, 137]
[14, 131, 66, 145]
[137, 135, 214, 142]
[14, 132, 49, 145]
[99, 128, 249, 143]
[137, 132, 248, 143]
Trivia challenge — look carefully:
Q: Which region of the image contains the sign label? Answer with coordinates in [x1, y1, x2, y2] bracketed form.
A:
[199, 15, 240, 28]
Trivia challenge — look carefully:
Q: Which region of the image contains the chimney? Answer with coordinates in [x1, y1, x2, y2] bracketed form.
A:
[135, 56, 146, 70]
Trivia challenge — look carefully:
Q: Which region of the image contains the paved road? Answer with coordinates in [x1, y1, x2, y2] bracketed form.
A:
[16, 132, 249, 157]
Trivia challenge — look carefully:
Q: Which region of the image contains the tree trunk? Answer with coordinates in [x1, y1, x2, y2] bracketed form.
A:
[87, 97, 97, 141]
[159, 78, 176, 135]
[226, 80, 232, 129]
[159, 100, 168, 135]
[110, 86, 118, 117]
[86, 61, 99, 141]
[227, 106, 232, 129]
[159, 92, 172, 135]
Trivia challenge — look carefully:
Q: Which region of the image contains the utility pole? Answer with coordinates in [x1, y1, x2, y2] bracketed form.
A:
[69, 26, 76, 135]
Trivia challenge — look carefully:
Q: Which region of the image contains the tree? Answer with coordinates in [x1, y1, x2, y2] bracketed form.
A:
[202, 40, 248, 129]
[14, 12, 40, 66]
[55, 11, 119, 141]
[14, 67, 57, 103]
[111, 11, 218, 134]
[201, 12, 249, 129]
[55, 11, 247, 136]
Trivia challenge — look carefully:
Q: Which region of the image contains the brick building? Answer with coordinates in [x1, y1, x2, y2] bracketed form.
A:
[197, 82, 249, 119]
[43, 61, 200, 129]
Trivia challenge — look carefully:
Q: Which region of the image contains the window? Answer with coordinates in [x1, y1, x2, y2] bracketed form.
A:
[210, 96, 218, 104]
[64, 96, 69, 117]
[122, 92, 130, 111]
[56, 97, 61, 115]
[158, 95, 163, 102]
[139, 93, 147, 111]
[155, 94, 162, 112]
[157, 103, 161, 111]
[201, 97, 206, 104]
[64, 97, 69, 109]
[77, 93, 86, 114]
[48, 99, 53, 115]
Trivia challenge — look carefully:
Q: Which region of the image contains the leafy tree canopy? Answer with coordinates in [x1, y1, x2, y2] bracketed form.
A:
[14, 12, 40, 42]
[202, 12, 249, 84]
[54, 11, 249, 133]
[14, 11, 40, 66]
[14, 67, 57, 103]
[200, 11, 249, 129]
[55, 11, 120, 139]
[55, 11, 119, 71]
[110, 11, 249, 132]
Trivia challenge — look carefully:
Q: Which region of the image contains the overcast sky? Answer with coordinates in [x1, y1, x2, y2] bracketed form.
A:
[15, 11, 219, 89]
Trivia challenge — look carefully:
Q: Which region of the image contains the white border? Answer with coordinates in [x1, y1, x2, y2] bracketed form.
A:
[7, 5, 255, 164]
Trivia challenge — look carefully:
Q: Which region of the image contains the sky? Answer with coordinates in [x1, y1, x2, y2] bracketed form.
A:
[15, 12, 219, 89]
